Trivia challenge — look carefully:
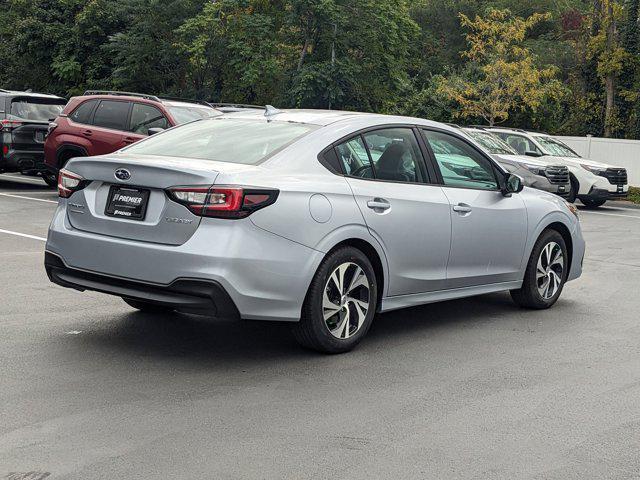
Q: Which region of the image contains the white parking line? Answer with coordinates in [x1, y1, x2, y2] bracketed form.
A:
[580, 211, 640, 220]
[0, 193, 57, 204]
[0, 228, 46, 242]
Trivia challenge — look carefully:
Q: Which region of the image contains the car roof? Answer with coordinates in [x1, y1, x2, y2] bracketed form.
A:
[219, 108, 455, 129]
[0, 89, 65, 100]
[161, 100, 214, 109]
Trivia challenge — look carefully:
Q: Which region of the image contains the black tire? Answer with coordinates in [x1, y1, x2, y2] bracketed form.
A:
[291, 246, 378, 354]
[511, 229, 568, 309]
[122, 298, 175, 313]
[580, 198, 606, 209]
[566, 176, 578, 203]
[42, 172, 58, 188]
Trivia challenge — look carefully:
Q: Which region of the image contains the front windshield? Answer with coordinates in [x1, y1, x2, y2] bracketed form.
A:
[536, 136, 581, 158]
[466, 130, 517, 155]
[124, 117, 318, 164]
[10, 98, 65, 121]
[165, 105, 221, 124]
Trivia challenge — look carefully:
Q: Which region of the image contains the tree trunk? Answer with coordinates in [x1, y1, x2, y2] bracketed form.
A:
[297, 37, 310, 71]
[604, 0, 616, 137]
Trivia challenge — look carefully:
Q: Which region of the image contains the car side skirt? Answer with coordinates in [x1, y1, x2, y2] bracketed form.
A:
[380, 281, 523, 313]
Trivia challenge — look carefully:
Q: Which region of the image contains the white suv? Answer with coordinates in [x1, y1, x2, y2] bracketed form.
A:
[486, 127, 628, 208]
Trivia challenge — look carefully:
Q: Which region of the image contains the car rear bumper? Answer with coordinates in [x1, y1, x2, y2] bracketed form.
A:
[45, 252, 240, 318]
[0, 149, 46, 173]
[45, 203, 323, 321]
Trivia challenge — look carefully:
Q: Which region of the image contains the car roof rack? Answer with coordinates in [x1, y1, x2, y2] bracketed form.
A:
[468, 125, 550, 135]
[158, 96, 211, 107]
[208, 102, 266, 110]
[83, 90, 161, 102]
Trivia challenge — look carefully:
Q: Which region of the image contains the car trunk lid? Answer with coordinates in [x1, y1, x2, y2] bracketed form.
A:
[63, 155, 223, 246]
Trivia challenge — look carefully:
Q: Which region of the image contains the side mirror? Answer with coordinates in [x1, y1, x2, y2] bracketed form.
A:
[147, 127, 165, 136]
[524, 150, 542, 158]
[503, 173, 524, 195]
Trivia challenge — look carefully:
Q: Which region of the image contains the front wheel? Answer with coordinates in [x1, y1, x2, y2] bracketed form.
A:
[291, 247, 378, 354]
[580, 198, 606, 209]
[566, 177, 578, 203]
[511, 229, 568, 309]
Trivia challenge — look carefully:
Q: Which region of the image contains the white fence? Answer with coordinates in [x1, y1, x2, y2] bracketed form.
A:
[556, 136, 640, 186]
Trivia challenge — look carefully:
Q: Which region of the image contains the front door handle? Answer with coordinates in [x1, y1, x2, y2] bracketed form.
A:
[367, 199, 391, 211]
[82, 129, 92, 137]
[453, 203, 472, 214]
[122, 136, 135, 144]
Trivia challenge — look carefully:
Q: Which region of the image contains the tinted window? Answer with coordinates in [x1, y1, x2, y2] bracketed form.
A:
[124, 118, 318, 164]
[494, 132, 542, 156]
[422, 130, 498, 190]
[93, 100, 130, 131]
[336, 136, 373, 177]
[70, 100, 98, 124]
[363, 128, 424, 183]
[10, 98, 65, 121]
[129, 103, 169, 135]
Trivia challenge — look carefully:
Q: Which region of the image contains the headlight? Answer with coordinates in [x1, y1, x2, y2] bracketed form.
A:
[564, 200, 579, 220]
[524, 164, 546, 176]
[580, 164, 605, 176]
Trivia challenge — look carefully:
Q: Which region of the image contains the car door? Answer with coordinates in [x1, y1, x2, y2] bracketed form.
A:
[128, 102, 170, 138]
[87, 100, 133, 155]
[337, 127, 452, 296]
[421, 129, 528, 288]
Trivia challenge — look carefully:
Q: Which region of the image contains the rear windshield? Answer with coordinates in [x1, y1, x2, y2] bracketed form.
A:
[124, 118, 318, 164]
[165, 105, 221, 124]
[10, 98, 66, 121]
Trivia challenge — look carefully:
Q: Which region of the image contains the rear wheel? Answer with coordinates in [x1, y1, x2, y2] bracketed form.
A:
[581, 198, 606, 209]
[122, 298, 175, 314]
[511, 229, 568, 309]
[42, 172, 58, 188]
[291, 247, 377, 354]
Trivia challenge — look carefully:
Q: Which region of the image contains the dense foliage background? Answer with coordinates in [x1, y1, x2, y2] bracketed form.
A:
[1, 0, 639, 138]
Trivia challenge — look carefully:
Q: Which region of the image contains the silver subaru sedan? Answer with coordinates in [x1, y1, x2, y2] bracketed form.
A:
[45, 109, 585, 353]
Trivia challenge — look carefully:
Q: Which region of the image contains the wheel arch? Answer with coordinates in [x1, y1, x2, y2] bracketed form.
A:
[545, 222, 574, 275]
[56, 144, 89, 169]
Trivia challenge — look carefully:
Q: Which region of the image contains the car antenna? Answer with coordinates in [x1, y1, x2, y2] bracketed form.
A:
[264, 105, 282, 120]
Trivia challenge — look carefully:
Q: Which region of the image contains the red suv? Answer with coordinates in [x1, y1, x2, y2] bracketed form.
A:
[44, 91, 220, 179]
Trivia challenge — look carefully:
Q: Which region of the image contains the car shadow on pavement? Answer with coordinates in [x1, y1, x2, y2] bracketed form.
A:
[0, 177, 51, 191]
[72, 291, 561, 364]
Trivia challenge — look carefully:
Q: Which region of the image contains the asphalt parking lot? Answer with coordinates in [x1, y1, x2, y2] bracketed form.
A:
[1, 174, 639, 480]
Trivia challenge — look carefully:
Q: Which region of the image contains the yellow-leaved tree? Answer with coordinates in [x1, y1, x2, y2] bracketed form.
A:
[438, 9, 563, 126]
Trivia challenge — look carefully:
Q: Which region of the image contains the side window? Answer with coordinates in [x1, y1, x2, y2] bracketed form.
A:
[336, 136, 373, 178]
[69, 100, 98, 125]
[92, 100, 131, 131]
[496, 133, 541, 156]
[362, 128, 424, 183]
[129, 103, 169, 135]
[422, 130, 498, 190]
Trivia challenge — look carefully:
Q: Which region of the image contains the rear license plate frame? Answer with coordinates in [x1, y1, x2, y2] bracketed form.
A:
[104, 185, 150, 221]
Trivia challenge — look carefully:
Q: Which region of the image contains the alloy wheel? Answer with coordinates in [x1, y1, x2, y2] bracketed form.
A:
[536, 242, 564, 300]
[322, 262, 371, 339]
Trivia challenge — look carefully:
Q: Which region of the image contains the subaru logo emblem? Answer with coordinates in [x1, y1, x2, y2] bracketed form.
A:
[115, 168, 131, 181]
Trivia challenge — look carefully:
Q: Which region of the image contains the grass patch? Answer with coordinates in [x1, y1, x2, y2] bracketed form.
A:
[628, 186, 640, 204]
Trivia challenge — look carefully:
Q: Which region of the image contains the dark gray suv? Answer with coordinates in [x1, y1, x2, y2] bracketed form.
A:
[0, 89, 66, 186]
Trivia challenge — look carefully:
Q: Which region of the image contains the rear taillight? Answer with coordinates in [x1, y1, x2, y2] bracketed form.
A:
[166, 185, 279, 219]
[1, 145, 8, 156]
[58, 169, 86, 198]
[1, 119, 22, 132]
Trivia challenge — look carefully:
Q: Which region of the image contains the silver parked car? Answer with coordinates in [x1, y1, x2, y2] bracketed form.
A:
[45, 110, 585, 353]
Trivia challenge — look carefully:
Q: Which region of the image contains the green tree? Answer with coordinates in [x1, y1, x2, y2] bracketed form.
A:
[437, 8, 564, 125]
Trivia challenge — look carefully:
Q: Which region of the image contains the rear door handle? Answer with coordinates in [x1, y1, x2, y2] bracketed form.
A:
[367, 199, 391, 211]
[122, 136, 135, 144]
[453, 204, 472, 214]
